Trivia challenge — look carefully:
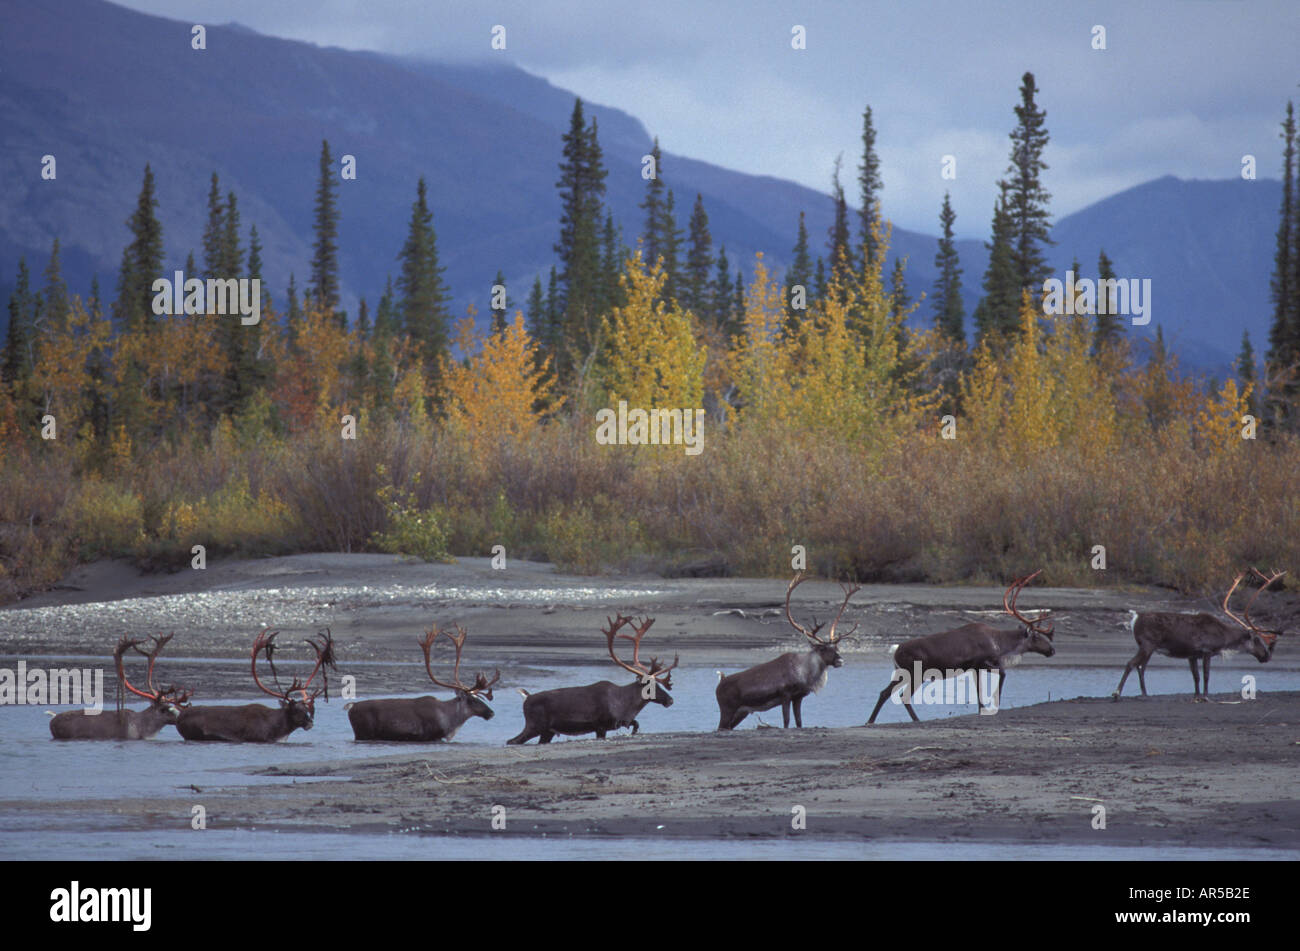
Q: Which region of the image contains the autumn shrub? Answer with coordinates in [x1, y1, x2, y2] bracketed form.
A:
[370, 477, 452, 563]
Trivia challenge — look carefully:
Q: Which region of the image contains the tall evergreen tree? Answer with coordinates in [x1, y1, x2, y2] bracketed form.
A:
[1238, 329, 1260, 418]
[639, 136, 667, 267]
[221, 192, 243, 278]
[827, 155, 852, 282]
[202, 172, 224, 278]
[683, 193, 713, 318]
[112, 164, 165, 334]
[974, 183, 1019, 345]
[1093, 249, 1124, 353]
[553, 101, 607, 376]
[370, 277, 398, 414]
[889, 256, 910, 322]
[544, 266, 561, 357]
[813, 257, 828, 305]
[1267, 100, 1298, 426]
[712, 245, 734, 334]
[660, 189, 683, 303]
[932, 193, 964, 344]
[490, 269, 511, 336]
[310, 139, 340, 315]
[4, 258, 35, 389]
[41, 238, 69, 331]
[857, 105, 883, 268]
[733, 270, 745, 328]
[1005, 72, 1054, 297]
[397, 176, 452, 383]
[247, 224, 268, 311]
[598, 213, 625, 316]
[785, 211, 814, 333]
[526, 275, 546, 343]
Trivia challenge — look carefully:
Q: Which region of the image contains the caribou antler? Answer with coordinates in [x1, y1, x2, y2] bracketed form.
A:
[1003, 570, 1053, 636]
[118, 633, 181, 702]
[421, 625, 500, 698]
[251, 628, 337, 706]
[604, 614, 677, 687]
[785, 573, 860, 645]
[1243, 568, 1286, 645]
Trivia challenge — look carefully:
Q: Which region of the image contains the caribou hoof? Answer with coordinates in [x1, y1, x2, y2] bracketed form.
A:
[1193, 696, 1208, 703]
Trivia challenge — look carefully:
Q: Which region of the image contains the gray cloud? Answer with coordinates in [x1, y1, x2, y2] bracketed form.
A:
[120, 0, 1300, 236]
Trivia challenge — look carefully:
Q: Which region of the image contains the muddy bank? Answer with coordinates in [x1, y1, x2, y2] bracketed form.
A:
[7, 692, 1298, 849]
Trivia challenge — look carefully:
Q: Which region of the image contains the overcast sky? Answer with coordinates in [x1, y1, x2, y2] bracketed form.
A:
[120, 0, 1299, 238]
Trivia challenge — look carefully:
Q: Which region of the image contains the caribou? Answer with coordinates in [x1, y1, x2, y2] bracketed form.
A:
[48, 634, 190, 740]
[715, 574, 859, 730]
[175, 629, 335, 742]
[347, 625, 500, 741]
[1112, 569, 1284, 700]
[867, 571, 1055, 723]
[507, 614, 678, 744]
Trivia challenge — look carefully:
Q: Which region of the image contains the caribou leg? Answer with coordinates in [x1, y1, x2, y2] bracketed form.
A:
[995, 668, 1007, 708]
[781, 699, 791, 728]
[1202, 656, 1211, 696]
[1188, 657, 1201, 696]
[595, 730, 606, 739]
[538, 732, 555, 743]
[630, 719, 640, 734]
[868, 670, 912, 724]
[1113, 647, 1153, 700]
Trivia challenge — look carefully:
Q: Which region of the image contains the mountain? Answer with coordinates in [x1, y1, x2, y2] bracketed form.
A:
[0, 0, 1282, 372]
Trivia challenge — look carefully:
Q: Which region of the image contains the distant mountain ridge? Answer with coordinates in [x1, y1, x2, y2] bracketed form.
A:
[0, 0, 1281, 371]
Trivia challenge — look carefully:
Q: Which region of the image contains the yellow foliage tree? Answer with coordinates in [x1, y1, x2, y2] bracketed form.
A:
[30, 297, 110, 431]
[598, 253, 706, 410]
[441, 312, 553, 454]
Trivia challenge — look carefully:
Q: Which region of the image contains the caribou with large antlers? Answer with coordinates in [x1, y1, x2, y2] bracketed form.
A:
[347, 625, 500, 741]
[48, 634, 190, 740]
[1112, 569, 1284, 700]
[506, 614, 677, 744]
[715, 574, 859, 730]
[867, 571, 1055, 723]
[175, 629, 336, 742]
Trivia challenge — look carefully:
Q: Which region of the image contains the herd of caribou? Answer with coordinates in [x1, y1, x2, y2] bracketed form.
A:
[45, 568, 1288, 743]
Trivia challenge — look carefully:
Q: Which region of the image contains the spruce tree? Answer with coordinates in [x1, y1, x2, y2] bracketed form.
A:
[526, 275, 546, 342]
[247, 225, 268, 310]
[684, 193, 713, 318]
[599, 213, 625, 317]
[4, 258, 34, 389]
[712, 245, 734, 334]
[1005, 72, 1054, 297]
[786, 211, 814, 333]
[857, 105, 883, 268]
[42, 238, 69, 331]
[112, 164, 165, 334]
[490, 269, 511, 336]
[553, 100, 607, 375]
[827, 155, 852, 283]
[397, 176, 452, 385]
[1267, 101, 1298, 426]
[370, 278, 398, 414]
[221, 192, 242, 278]
[660, 189, 682, 303]
[202, 172, 224, 278]
[975, 183, 1019, 345]
[310, 139, 340, 315]
[1238, 329, 1260, 418]
[813, 257, 828, 305]
[1094, 249, 1124, 353]
[889, 257, 910, 322]
[733, 270, 745, 328]
[932, 193, 964, 344]
[639, 136, 666, 267]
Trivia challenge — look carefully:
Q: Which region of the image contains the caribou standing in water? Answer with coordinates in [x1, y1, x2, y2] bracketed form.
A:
[175, 629, 335, 742]
[347, 624, 500, 741]
[715, 574, 859, 730]
[1113, 569, 1284, 700]
[48, 634, 190, 740]
[507, 614, 677, 744]
[867, 571, 1055, 723]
